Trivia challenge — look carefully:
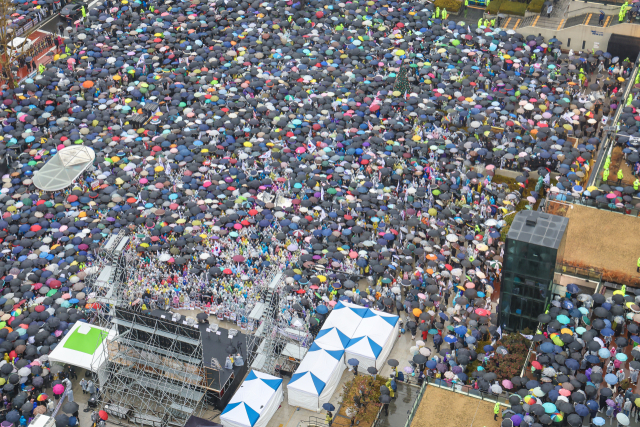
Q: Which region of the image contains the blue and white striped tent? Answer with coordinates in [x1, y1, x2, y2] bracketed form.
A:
[320, 301, 367, 338]
[287, 343, 345, 412]
[221, 370, 283, 427]
[314, 327, 350, 350]
[345, 308, 399, 371]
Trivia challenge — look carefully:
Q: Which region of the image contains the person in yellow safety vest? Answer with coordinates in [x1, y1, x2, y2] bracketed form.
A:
[484, 18, 490, 26]
[486, 0, 490, 7]
[478, 17, 483, 27]
[494, 402, 501, 421]
[634, 178, 639, 191]
[464, 0, 469, 18]
[617, 169, 624, 184]
[435, 6, 440, 18]
[603, 168, 609, 182]
[442, 8, 447, 20]
[491, 18, 496, 26]
[622, 284, 626, 295]
[637, 257, 640, 273]
[38, 64, 45, 74]
[620, 1, 628, 21]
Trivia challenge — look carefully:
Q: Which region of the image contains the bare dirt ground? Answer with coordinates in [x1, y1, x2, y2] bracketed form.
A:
[410, 386, 501, 427]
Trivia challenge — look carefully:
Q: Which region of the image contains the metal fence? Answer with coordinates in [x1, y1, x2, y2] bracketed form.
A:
[403, 382, 427, 427]
[546, 193, 640, 217]
[555, 262, 603, 282]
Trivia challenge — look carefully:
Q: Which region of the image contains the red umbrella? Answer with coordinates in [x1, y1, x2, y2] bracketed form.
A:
[98, 411, 108, 421]
[223, 269, 232, 275]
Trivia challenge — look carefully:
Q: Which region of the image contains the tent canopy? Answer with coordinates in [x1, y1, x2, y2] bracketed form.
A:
[221, 370, 283, 427]
[48, 322, 116, 372]
[288, 343, 344, 396]
[320, 301, 367, 338]
[314, 327, 350, 350]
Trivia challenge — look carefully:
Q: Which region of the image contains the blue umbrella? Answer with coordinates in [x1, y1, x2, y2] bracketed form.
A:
[543, 402, 557, 413]
[575, 404, 589, 417]
[598, 348, 611, 358]
[347, 359, 359, 366]
[600, 328, 615, 337]
[566, 284, 580, 294]
[465, 336, 477, 344]
[444, 335, 457, 343]
[454, 326, 467, 335]
[592, 418, 605, 426]
[586, 355, 600, 364]
[483, 345, 494, 352]
[426, 360, 437, 369]
[565, 359, 579, 370]
[586, 400, 599, 411]
[540, 342, 555, 353]
[316, 305, 328, 315]
[556, 315, 570, 324]
[322, 403, 335, 411]
[605, 374, 618, 385]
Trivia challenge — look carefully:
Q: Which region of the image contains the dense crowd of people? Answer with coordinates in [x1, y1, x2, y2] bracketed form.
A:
[0, 0, 639, 424]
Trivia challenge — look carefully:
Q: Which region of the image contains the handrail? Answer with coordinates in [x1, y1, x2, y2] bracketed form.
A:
[403, 382, 427, 427]
[588, 53, 640, 188]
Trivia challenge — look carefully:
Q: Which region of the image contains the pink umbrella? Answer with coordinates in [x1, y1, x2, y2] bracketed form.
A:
[502, 379, 514, 389]
[53, 384, 64, 394]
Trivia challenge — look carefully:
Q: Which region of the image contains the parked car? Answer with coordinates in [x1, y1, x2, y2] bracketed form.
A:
[60, 1, 87, 20]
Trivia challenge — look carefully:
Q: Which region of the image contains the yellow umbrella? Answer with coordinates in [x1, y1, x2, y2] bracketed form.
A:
[317, 275, 327, 283]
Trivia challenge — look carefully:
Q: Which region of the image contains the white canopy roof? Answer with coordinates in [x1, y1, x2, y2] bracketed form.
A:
[48, 322, 116, 371]
[221, 370, 283, 427]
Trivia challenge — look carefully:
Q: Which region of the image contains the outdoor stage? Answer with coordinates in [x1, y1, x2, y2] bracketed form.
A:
[145, 309, 248, 409]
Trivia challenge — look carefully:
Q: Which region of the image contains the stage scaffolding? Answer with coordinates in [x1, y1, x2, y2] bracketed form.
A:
[246, 272, 312, 377]
[92, 308, 208, 427]
[84, 230, 131, 327]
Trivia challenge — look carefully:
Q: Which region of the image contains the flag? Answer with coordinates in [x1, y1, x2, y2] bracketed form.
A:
[367, 120, 373, 130]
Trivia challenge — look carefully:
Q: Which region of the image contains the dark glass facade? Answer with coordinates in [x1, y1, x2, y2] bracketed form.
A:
[499, 211, 568, 332]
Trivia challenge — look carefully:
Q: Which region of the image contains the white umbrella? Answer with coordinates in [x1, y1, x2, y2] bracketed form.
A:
[491, 384, 503, 394]
[617, 413, 629, 426]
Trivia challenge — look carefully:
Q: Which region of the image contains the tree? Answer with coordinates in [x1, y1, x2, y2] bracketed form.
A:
[0, 0, 36, 89]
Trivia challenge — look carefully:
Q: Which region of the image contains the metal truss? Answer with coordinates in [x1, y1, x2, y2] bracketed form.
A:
[246, 272, 312, 376]
[85, 230, 131, 328]
[92, 308, 207, 427]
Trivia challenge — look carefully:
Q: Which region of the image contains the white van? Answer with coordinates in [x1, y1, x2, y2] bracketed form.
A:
[9, 37, 34, 56]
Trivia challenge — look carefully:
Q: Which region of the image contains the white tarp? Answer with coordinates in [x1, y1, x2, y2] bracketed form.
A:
[221, 370, 283, 427]
[345, 308, 399, 372]
[287, 343, 345, 412]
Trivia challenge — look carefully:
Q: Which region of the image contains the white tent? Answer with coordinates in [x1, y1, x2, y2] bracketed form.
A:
[287, 343, 345, 412]
[220, 370, 283, 427]
[313, 327, 350, 351]
[48, 322, 116, 372]
[345, 309, 399, 372]
[320, 301, 367, 338]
